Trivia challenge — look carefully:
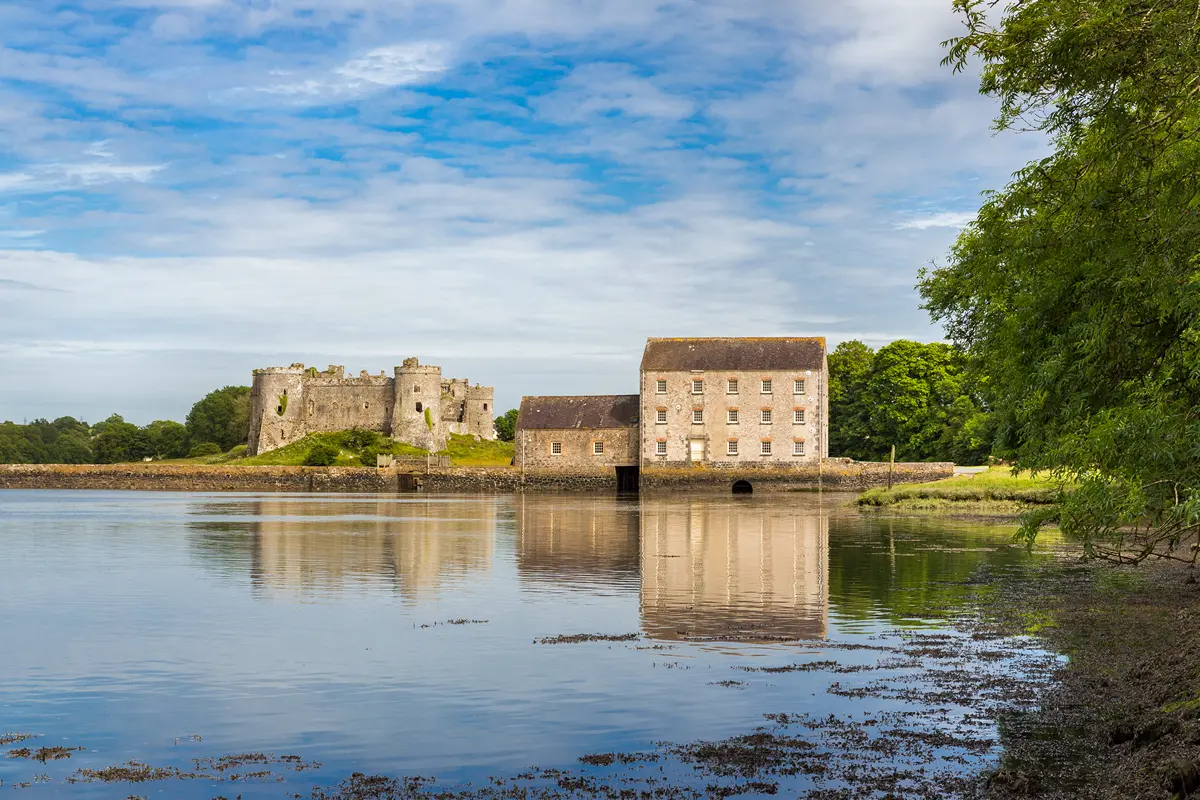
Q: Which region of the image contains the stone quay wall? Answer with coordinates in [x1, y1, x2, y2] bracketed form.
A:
[0, 459, 953, 494]
[639, 459, 954, 492]
[0, 464, 408, 493]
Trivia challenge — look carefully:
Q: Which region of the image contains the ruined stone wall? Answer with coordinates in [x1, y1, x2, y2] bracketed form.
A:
[249, 359, 495, 456]
[513, 428, 637, 472]
[639, 368, 827, 467]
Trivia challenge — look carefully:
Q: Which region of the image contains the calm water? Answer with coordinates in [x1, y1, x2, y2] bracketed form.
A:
[0, 491, 1058, 797]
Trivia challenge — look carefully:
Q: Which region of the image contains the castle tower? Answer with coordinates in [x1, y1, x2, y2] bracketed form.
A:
[465, 385, 496, 439]
[391, 357, 445, 452]
[248, 366, 307, 455]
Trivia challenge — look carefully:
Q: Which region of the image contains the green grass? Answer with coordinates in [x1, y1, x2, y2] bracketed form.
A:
[857, 466, 1068, 508]
[145, 431, 513, 468]
[236, 431, 428, 467]
[438, 433, 514, 467]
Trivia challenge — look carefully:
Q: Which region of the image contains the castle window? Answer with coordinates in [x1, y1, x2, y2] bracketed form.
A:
[656, 379, 667, 394]
[692, 409, 704, 424]
[794, 408, 805, 424]
[551, 442, 563, 456]
[793, 440, 805, 456]
[656, 408, 667, 424]
[727, 440, 738, 456]
[794, 379, 806, 395]
[656, 440, 667, 456]
[414, 385, 421, 393]
[761, 409, 772, 424]
[761, 379, 773, 394]
[727, 379, 738, 394]
[727, 409, 739, 424]
[483, 403, 488, 411]
[691, 379, 704, 394]
[416, 402, 423, 413]
[760, 440, 772, 455]
[593, 441, 604, 455]
[364, 402, 370, 410]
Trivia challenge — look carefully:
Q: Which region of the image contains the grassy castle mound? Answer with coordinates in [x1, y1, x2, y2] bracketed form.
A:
[174, 430, 514, 468]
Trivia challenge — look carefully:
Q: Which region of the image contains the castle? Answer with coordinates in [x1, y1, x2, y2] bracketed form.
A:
[247, 358, 494, 456]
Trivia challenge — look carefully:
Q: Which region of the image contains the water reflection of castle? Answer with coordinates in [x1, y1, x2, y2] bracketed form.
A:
[515, 496, 829, 642]
[248, 498, 496, 599]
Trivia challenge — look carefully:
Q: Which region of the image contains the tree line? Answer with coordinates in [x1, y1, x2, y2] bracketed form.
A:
[2, 351, 995, 466]
[0, 386, 252, 465]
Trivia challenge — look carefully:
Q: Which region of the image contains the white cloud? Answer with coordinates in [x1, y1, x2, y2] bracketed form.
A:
[895, 211, 976, 230]
[245, 42, 448, 103]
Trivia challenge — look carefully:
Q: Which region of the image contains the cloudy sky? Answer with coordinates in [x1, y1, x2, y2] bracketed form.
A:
[0, 0, 1042, 423]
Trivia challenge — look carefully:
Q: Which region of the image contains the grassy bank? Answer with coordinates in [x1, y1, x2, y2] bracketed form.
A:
[856, 466, 1067, 512]
[153, 431, 514, 468]
[980, 560, 1200, 799]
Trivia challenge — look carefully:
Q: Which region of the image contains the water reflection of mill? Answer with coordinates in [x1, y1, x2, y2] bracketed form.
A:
[516, 496, 829, 644]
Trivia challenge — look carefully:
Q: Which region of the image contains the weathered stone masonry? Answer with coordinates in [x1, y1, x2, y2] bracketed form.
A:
[247, 357, 494, 455]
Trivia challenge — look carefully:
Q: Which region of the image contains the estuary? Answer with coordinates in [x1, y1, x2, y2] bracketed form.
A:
[0, 491, 1067, 798]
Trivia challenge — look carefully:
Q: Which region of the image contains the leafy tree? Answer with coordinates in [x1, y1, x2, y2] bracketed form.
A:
[143, 420, 190, 459]
[92, 414, 149, 464]
[185, 386, 251, 452]
[303, 442, 340, 466]
[50, 430, 93, 464]
[494, 409, 519, 442]
[828, 341, 874, 459]
[188, 442, 222, 458]
[920, 0, 1200, 560]
[827, 340, 991, 463]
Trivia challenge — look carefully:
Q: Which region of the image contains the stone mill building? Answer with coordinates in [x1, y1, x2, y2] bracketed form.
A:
[247, 357, 494, 456]
[514, 337, 828, 487]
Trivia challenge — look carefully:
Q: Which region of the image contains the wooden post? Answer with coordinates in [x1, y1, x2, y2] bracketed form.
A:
[888, 444, 895, 491]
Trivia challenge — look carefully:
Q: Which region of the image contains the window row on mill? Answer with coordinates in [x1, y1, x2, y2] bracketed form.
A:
[655, 378, 808, 395]
[653, 439, 805, 456]
[655, 408, 807, 424]
[549, 441, 607, 456]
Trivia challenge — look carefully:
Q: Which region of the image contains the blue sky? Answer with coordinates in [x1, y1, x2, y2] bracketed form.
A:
[0, 0, 1043, 423]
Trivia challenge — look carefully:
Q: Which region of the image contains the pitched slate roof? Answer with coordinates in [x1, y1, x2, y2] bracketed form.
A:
[640, 337, 826, 372]
[517, 395, 640, 430]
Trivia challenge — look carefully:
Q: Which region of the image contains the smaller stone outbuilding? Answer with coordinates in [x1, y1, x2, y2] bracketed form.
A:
[514, 395, 640, 490]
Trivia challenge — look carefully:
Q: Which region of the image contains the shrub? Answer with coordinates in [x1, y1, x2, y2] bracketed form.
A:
[359, 447, 380, 467]
[303, 442, 340, 466]
[188, 442, 222, 457]
[342, 427, 380, 451]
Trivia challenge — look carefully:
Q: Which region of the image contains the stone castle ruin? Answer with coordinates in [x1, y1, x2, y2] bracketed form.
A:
[247, 357, 495, 456]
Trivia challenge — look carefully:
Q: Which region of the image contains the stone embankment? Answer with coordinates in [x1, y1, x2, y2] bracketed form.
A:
[0, 459, 953, 493]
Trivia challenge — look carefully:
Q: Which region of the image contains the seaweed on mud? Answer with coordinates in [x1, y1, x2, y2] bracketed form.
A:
[69, 761, 204, 783]
[6, 745, 84, 761]
[310, 772, 434, 799]
[535, 633, 639, 644]
[709, 680, 748, 688]
[734, 661, 840, 673]
[420, 619, 489, 629]
[0, 733, 36, 746]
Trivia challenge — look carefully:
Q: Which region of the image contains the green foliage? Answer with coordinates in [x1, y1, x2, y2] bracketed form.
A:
[828, 340, 992, 464]
[494, 408, 519, 442]
[921, 0, 1200, 560]
[437, 433, 515, 467]
[276, 394, 288, 416]
[143, 420, 190, 459]
[92, 414, 149, 464]
[185, 386, 251, 452]
[188, 442, 222, 457]
[424, 406, 433, 430]
[303, 442, 340, 467]
[237, 431, 428, 466]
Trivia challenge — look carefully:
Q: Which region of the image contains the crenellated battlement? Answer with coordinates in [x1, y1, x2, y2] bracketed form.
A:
[247, 357, 496, 456]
